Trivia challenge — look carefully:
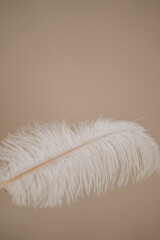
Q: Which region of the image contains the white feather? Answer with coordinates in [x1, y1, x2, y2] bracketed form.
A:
[0, 118, 159, 208]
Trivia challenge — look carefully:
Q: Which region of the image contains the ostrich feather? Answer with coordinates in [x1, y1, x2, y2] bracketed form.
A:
[0, 118, 159, 208]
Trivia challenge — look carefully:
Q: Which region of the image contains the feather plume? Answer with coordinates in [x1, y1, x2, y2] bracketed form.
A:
[0, 118, 159, 208]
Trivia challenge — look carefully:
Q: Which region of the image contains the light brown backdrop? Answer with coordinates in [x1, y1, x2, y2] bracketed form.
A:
[0, 1, 160, 240]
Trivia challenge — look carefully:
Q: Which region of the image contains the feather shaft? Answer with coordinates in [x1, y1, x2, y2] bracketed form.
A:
[0, 130, 125, 189]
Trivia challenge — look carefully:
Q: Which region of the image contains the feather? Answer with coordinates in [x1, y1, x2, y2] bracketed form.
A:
[0, 117, 159, 208]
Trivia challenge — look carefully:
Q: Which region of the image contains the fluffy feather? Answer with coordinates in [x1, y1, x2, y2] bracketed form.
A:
[0, 118, 159, 208]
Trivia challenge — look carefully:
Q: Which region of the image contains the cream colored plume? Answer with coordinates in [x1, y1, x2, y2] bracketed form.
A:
[0, 118, 159, 208]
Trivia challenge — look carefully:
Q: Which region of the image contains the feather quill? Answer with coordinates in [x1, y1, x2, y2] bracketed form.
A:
[0, 118, 159, 208]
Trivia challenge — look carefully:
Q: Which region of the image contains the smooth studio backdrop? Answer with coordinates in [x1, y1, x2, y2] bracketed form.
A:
[0, 1, 160, 240]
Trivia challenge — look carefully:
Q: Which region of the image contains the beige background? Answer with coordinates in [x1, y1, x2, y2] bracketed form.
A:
[0, 1, 160, 239]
